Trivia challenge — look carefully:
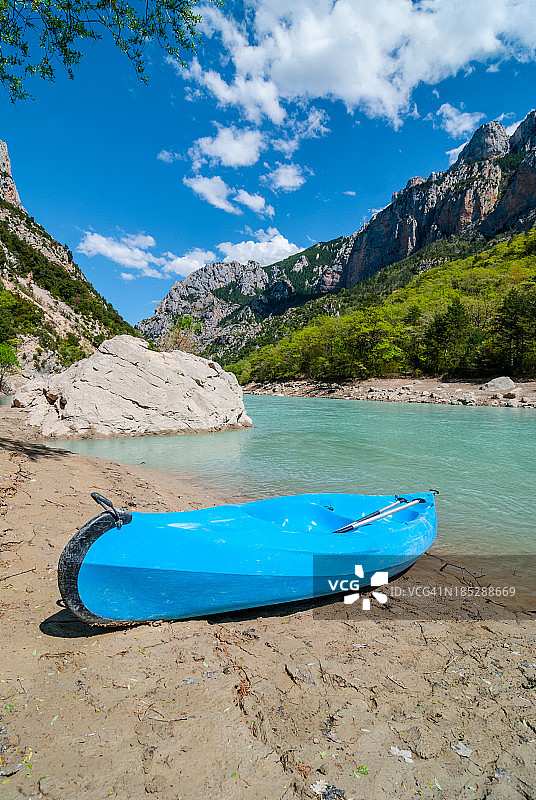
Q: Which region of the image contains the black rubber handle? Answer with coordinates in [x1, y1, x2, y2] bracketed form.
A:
[90, 492, 122, 526]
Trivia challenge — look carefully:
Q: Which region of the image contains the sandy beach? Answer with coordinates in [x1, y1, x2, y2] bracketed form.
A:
[1, 404, 535, 800]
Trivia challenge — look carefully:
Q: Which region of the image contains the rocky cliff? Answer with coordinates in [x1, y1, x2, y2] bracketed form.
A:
[138, 109, 536, 354]
[0, 138, 136, 391]
[0, 140, 23, 210]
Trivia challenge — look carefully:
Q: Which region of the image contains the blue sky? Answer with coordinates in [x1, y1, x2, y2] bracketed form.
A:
[2, 0, 536, 325]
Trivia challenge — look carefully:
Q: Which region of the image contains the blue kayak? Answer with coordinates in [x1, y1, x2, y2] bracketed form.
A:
[58, 491, 438, 625]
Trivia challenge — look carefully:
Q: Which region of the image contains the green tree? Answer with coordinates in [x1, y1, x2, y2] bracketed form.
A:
[490, 288, 536, 373]
[420, 299, 479, 375]
[0, 0, 221, 101]
[0, 342, 19, 391]
[158, 314, 203, 353]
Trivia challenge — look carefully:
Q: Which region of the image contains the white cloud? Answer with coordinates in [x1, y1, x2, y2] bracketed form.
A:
[190, 125, 265, 169]
[163, 247, 218, 276]
[183, 174, 275, 216]
[177, 1, 536, 128]
[436, 103, 486, 138]
[77, 232, 165, 278]
[272, 137, 300, 157]
[78, 227, 302, 280]
[446, 141, 468, 165]
[217, 227, 302, 265]
[122, 233, 157, 249]
[505, 120, 522, 136]
[343, 190, 356, 196]
[235, 189, 274, 216]
[78, 230, 218, 279]
[264, 163, 306, 192]
[183, 174, 241, 214]
[157, 149, 180, 163]
[175, 57, 285, 124]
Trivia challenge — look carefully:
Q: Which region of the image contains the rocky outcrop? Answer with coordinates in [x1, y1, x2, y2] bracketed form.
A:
[0, 140, 23, 210]
[455, 120, 509, 164]
[481, 150, 536, 235]
[510, 111, 536, 153]
[343, 156, 503, 284]
[13, 335, 252, 437]
[137, 260, 270, 344]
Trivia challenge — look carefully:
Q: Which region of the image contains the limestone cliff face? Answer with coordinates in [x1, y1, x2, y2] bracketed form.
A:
[455, 120, 510, 164]
[139, 110, 536, 354]
[343, 156, 504, 285]
[0, 140, 23, 210]
[342, 115, 536, 286]
[510, 111, 536, 153]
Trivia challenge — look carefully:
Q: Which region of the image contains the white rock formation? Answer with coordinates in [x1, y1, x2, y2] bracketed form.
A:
[482, 376, 515, 390]
[13, 335, 252, 437]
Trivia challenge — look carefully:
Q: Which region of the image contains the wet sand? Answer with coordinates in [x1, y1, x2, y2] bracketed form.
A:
[1, 405, 535, 800]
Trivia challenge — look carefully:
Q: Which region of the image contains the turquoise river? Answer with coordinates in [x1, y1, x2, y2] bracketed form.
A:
[45, 395, 536, 555]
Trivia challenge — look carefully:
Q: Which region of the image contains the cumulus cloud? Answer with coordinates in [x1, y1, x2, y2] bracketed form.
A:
[183, 174, 240, 214]
[217, 227, 302, 265]
[436, 103, 486, 138]
[264, 163, 307, 192]
[343, 190, 356, 196]
[173, 57, 285, 124]
[177, 0, 536, 128]
[77, 232, 165, 278]
[164, 247, 218, 276]
[77, 228, 301, 280]
[235, 189, 274, 216]
[190, 125, 265, 169]
[78, 230, 218, 279]
[183, 173, 275, 215]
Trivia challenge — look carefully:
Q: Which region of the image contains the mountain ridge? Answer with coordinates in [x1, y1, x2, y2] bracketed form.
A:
[137, 109, 536, 355]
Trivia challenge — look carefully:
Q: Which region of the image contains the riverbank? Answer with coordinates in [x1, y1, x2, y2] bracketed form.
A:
[1, 404, 535, 800]
[244, 377, 536, 408]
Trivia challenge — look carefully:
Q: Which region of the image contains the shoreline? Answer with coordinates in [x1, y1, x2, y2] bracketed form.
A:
[1, 404, 535, 799]
[244, 376, 536, 408]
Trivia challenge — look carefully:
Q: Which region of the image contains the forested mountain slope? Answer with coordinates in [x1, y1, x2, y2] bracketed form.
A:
[226, 228, 536, 382]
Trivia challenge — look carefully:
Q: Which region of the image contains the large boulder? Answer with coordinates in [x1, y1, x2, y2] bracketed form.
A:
[13, 335, 252, 437]
[482, 376, 515, 391]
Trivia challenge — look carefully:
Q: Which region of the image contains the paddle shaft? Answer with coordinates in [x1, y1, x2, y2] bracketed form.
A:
[333, 498, 423, 533]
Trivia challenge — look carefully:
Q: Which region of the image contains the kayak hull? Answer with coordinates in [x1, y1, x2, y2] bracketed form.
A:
[58, 492, 437, 625]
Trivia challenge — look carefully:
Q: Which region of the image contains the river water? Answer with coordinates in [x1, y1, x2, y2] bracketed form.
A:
[48, 395, 535, 555]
